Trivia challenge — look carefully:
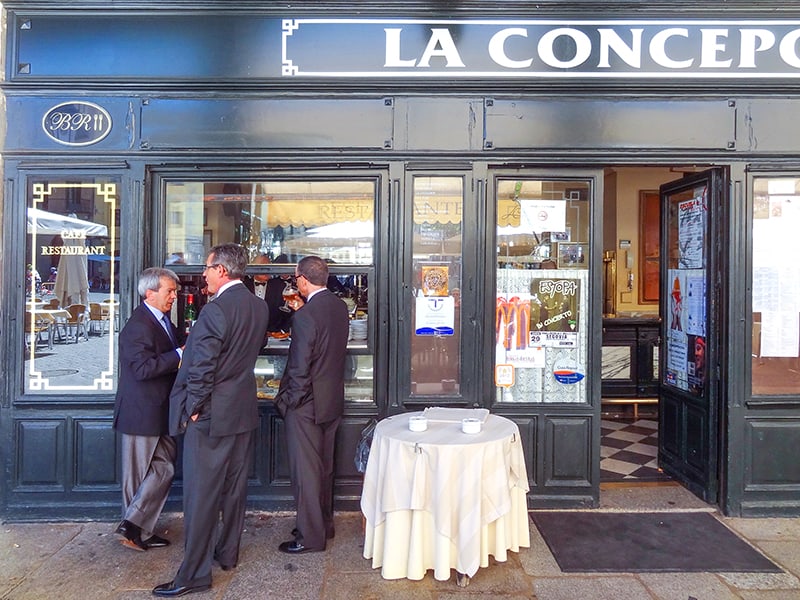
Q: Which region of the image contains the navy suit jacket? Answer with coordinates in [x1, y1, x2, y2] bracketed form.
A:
[275, 289, 350, 424]
[169, 282, 270, 437]
[113, 303, 182, 436]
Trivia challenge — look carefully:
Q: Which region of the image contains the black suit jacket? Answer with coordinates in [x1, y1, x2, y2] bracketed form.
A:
[275, 289, 350, 424]
[113, 303, 182, 436]
[169, 282, 270, 437]
[245, 275, 292, 332]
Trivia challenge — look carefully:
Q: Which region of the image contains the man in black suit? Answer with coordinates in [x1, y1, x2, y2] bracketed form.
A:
[274, 255, 350, 554]
[153, 244, 269, 598]
[113, 267, 183, 552]
[246, 253, 293, 334]
[246, 253, 292, 382]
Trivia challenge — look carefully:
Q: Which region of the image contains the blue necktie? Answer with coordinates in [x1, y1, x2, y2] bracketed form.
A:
[162, 315, 176, 345]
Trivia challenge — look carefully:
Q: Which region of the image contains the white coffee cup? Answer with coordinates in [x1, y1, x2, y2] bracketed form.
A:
[462, 418, 481, 434]
[409, 415, 428, 432]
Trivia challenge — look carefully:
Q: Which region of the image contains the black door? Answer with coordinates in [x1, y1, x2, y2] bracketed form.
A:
[658, 168, 728, 503]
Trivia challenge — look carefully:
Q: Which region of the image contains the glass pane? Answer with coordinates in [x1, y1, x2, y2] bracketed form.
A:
[602, 346, 632, 380]
[255, 353, 374, 403]
[494, 179, 590, 404]
[410, 176, 462, 397]
[164, 180, 375, 265]
[165, 178, 376, 404]
[752, 177, 800, 396]
[663, 185, 707, 396]
[25, 179, 120, 394]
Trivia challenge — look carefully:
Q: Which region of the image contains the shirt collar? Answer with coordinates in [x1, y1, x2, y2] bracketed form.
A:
[144, 302, 168, 321]
[214, 279, 243, 298]
[306, 288, 325, 302]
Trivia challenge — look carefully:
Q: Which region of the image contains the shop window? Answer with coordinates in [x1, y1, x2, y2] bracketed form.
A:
[494, 179, 591, 404]
[24, 179, 120, 394]
[409, 176, 463, 397]
[164, 180, 374, 266]
[164, 179, 376, 404]
[752, 177, 800, 396]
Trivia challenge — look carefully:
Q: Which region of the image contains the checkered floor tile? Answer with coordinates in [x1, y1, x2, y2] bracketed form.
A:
[601, 418, 670, 482]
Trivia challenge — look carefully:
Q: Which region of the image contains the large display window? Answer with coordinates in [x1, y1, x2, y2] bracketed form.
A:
[409, 176, 463, 397]
[752, 177, 800, 396]
[494, 178, 591, 404]
[163, 178, 377, 404]
[24, 179, 120, 394]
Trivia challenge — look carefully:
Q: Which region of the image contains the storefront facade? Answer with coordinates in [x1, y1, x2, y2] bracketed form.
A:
[3, 1, 800, 520]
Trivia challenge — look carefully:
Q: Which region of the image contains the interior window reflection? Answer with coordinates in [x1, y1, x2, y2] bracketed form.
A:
[164, 180, 375, 265]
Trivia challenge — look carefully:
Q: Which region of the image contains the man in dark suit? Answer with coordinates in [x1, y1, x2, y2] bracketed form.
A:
[113, 267, 183, 552]
[245, 253, 293, 334]
[274, 255, 350, 554]
[245, 253, 292, 382]
[153, 244, 269, 598]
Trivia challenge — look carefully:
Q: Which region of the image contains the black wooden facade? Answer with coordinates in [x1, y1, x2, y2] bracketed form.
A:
[3, 1, 800, 520]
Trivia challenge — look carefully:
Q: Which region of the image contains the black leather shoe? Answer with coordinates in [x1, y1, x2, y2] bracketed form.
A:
[115, 519, 147, 552]
[292, 527, 335, 540]
[152, 581, 211, 597]
[144, 534, 170, 549]
[278, 540, 323, 554]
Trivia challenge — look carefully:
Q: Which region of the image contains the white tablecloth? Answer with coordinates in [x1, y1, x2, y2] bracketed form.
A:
[361, 411, 530, 581]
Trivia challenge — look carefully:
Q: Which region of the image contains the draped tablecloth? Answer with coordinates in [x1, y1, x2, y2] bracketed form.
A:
[361, 411, 530, 581]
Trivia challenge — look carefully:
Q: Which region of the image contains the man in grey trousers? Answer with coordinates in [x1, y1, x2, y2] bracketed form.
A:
[113, 267, 183, 551]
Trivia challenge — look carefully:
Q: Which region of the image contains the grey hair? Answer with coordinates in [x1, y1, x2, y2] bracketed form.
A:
[209, 243, 248, 279]
[138, 267, 179, 298]
[296, 255, 328, 286]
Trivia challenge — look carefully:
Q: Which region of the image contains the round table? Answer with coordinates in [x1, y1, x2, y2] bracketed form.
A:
[361, 410, 530, 583]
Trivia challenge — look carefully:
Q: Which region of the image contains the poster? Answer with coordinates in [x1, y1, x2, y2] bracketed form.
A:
[519, 199, 567, 234]
[684, 271, 706, 337]
[414, 296, 455, 335]
[665, 328, 689, 391]
[421, 265, 449, 296]
[530, 278, 579, 333]
[506, 345, 546, 369]
[678, 194, 706, 269]
[687, 334, 706, 394]
[496, 295, 531, 351]
[760, 311, 800, 357]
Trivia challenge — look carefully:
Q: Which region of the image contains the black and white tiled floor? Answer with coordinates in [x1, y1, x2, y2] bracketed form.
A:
[601, 418, 671, 482]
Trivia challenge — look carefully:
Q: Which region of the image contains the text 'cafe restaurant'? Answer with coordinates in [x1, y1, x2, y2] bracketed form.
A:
[4, 2, 800, 521]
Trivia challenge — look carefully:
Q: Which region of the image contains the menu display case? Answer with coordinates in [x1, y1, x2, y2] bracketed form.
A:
[251, 269, 374, 404]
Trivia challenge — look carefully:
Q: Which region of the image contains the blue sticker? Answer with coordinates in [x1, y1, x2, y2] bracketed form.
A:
[553, 370, 585, 384]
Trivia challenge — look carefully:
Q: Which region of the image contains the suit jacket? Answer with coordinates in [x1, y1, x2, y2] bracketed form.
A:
[113, 303, 182, 436]
[275, 289, 350, 424]
[244, 275, 293, 332]
[169, 282, 270, 437]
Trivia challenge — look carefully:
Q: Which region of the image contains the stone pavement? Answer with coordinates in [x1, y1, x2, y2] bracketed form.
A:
[2, 483, 800, 599]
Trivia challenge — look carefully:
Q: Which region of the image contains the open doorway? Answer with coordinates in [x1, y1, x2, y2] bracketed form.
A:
[600, 165, 720, 493]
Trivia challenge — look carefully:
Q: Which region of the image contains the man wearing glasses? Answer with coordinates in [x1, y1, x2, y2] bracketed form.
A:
[274, 255, 350, 554]
[154, 243, 269, 598]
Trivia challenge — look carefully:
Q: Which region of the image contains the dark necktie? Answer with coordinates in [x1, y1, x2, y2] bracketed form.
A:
[162, 315, 176, 346]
